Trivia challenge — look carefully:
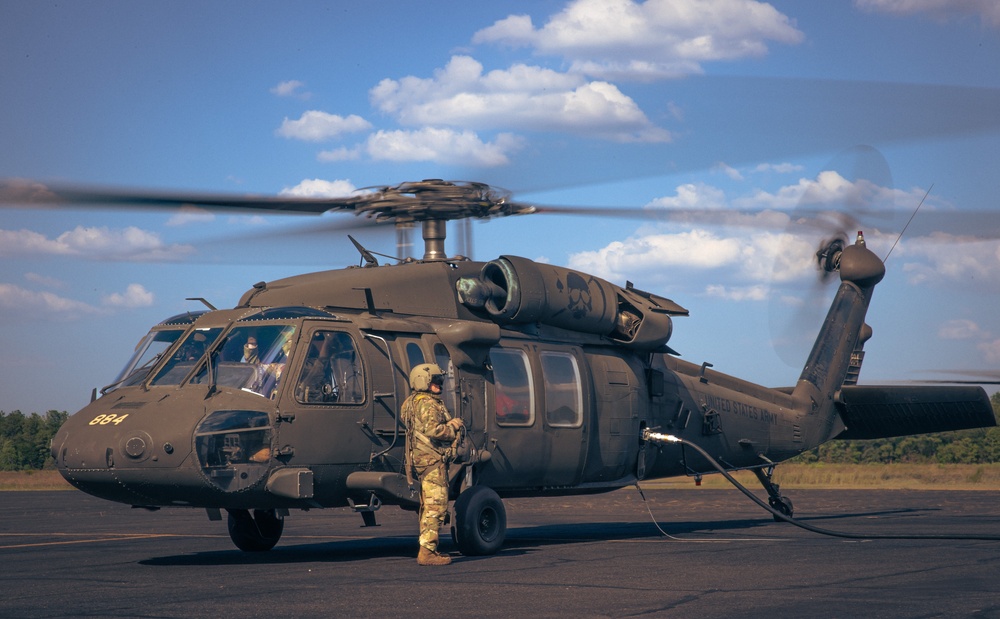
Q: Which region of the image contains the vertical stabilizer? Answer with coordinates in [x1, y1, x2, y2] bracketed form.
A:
[791, 233, 885, 446]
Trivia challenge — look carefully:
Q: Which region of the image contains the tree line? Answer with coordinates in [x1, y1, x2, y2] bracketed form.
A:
[3, 393, 1000, 470]
[0, 410, 69, 470]
[792, 391, 1000, 465]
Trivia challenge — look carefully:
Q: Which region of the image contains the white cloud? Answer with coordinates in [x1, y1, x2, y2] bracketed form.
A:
[565, 171, 913, 292]
[364, 128, 524, 166]
[938, 318, 988, 340]
[855, 0, 1000, 28]
[369, 55, 670, 143]
[0, 280, 153, 320]
[166, 206, 215, 226]
[279, 179, 359, 198]
[647, 182, 728, 209]
[0, 226, 194, 262]
[705, 284, 768, 301]
[713, 162, 744, 181]
[734, 171, 886, 210]
[276, 111, 372, 142]
[753, 162, 804, 174]
[103, 283, 154, 309]
[473, 0, 804, 80]
[24, 272, 64, 289]
[567, 228, 806, 285]
[978, 339, 1000, 363]
[0, 283, 100, 317]
[900, 233, 1000, 287]
[943, 320, 1000, 365]
[270, 80, 311, 99]
[317, 146, 363, 162]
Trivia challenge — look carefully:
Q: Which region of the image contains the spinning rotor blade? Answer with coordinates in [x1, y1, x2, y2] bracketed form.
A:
[914, 370, 1000, 385]
[4, 173, 998, 269]
[0, 178, 849, 241]
[0, 179, 358, 214]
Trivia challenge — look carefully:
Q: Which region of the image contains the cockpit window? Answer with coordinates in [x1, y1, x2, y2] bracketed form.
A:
[150, 327, 224, 387]
[294, 331, 365, 405]
[190, 324, 297, 399]
[104, 328, 187, 394]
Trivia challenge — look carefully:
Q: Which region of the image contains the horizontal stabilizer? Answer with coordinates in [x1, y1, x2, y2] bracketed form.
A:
[835, 385, 996, 440]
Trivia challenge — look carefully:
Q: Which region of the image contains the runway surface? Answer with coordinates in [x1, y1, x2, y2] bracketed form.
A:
[2, 487, 999, 618]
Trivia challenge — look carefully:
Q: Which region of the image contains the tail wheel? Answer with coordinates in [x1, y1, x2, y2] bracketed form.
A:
[769, 496, 794, 522]
[226, 508, 284, 552]
[452, 485, 506, 556]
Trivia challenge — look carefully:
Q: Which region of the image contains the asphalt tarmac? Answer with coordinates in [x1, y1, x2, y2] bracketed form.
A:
[2, 487, 999, 618]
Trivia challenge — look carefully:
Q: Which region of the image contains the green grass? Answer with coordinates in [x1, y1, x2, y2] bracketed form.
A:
[0, 470, 71, 490]
[644, 463, 1000, 490]
[5, 464, 1000, 491]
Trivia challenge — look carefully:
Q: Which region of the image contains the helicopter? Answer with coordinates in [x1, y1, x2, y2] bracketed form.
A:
[1, 178, 995, 556]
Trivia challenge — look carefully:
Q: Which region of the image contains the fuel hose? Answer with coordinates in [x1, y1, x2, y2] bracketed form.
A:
[641, 431, 1000, 542]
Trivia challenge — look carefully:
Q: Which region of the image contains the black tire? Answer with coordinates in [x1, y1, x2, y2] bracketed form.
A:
[226, 508, 284, 552]
[452, 485, 506, 556]
[769, 496, 794, 522]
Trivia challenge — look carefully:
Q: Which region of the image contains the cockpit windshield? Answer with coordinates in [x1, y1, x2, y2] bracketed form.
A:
[103, 328, 187, 394]
[145, 320, 298, 400]
[150, 327, 225, 387]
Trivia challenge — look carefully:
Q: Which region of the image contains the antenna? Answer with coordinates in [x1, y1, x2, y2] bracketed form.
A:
[884, 184, 932, 263]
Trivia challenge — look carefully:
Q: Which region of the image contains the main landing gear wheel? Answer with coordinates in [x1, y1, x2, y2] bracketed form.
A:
[227, 508, 284, 552]
[452, 485, 506, 556]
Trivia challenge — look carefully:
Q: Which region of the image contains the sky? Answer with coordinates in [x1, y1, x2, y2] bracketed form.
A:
[2, 0, 1000, 414]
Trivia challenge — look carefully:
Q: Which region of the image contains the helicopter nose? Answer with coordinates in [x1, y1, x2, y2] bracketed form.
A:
[53, 403, 201, 505]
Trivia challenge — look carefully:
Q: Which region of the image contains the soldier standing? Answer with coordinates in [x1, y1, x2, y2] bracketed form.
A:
[401, 363, 463, 566]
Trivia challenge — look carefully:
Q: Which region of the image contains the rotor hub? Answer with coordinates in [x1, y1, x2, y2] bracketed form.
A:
[354, 180, 531, 224]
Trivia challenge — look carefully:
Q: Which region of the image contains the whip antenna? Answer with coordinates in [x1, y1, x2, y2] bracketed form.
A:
[884, 184, 932, 262]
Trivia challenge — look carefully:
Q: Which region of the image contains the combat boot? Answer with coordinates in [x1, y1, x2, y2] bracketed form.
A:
[417, 546, 452, 566]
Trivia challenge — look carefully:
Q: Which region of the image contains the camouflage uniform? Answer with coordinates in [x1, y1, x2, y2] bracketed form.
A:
[401, 391, 457, 554]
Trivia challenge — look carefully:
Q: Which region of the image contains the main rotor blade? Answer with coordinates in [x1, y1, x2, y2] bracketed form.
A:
[0, 179, 359, 215]
[5, 179, 998, 246]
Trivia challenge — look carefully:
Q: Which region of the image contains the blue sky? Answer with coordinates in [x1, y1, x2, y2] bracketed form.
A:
[2, 0, 999, 414]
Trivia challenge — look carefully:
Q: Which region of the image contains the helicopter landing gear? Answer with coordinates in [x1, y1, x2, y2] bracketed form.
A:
[752, 465, 794, 522]
[226, 508, 284, 551]
[452, 485, 506, 556]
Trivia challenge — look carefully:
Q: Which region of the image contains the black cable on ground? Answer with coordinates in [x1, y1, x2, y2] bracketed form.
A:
[640, 432, 1000, 542]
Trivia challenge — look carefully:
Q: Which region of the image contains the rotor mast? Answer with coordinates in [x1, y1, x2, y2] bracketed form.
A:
[421, 219, 448, 261]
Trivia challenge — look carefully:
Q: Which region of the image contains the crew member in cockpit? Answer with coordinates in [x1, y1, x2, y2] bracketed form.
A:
[242, 336, 260, 364]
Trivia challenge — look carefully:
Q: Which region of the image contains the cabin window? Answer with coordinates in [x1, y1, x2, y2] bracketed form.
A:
[491, 347, 534, 426]
[540, 351, 583, 428]
[405, 342, 425, 370]
[433, 344, 457, 414]
[294, 331, 365, 405]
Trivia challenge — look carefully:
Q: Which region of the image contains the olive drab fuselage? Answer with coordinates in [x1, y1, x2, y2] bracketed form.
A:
[50, 245, 996, 540]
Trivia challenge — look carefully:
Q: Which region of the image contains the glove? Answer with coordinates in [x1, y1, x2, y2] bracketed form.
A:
[446, 418, 464, 431]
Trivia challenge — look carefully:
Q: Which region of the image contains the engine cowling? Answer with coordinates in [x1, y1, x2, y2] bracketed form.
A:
[456, 256, 687, 351]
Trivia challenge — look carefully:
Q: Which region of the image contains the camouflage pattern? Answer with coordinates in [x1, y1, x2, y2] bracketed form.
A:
[401, 391, 457, 552]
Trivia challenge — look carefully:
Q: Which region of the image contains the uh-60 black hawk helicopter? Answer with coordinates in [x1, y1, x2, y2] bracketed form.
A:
[4, 178, 996, 556]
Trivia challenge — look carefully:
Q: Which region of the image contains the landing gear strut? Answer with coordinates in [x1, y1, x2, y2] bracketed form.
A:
[752, 465, 794, 522]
